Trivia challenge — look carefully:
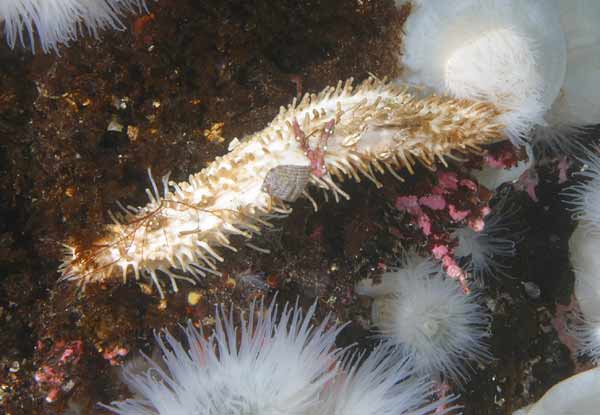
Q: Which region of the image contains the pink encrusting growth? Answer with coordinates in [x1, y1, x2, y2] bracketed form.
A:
[393, 170, 492, 289]
[294, 118, 334, 177]
[34, 339, 84, 403]
[102, 345, 129, 367]
[419, 195, 446, 211]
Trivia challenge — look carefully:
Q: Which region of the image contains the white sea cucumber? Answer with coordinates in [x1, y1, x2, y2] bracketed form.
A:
[60, 77, 511, 297]
[0, 0, 146, 53]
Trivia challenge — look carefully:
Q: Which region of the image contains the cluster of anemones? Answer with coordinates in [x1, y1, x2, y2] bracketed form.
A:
[355, 158, 520, 390]
[5, 0, 600, 413]
[103, 299, 456, 415]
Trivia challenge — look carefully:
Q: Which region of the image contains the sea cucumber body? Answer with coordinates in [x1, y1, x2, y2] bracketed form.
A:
[61, 78, 507, 295]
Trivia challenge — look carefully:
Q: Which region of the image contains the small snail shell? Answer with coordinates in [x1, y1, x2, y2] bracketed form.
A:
[262, 165, 311, 202]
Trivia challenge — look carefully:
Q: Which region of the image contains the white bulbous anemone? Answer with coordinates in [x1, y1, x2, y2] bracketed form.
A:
[396, 0, 600, 153]
[104, 298, 454, 415]
[396, 0, 567, 145]
[104, 299, 343, 415]
[534, 0, 600, 151]
[513, 366, 600, 415]
[568, 223, 600, 362]
[567, 152, 600, 362]
[0, 0, 147, 53]
[355, 253, 492, 384]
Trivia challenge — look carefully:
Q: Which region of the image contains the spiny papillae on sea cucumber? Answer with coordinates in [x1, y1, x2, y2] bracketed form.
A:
[60, 77, 509, 297]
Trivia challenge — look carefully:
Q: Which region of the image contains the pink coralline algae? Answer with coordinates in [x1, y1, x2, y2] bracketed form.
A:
[468, 217, 485, 232]
[437, 171, 459, 191]
[293, 118, 335, 177]
[432, 244, 449, 259]
[557, 157, 571, 184]
[482, 142, 521, 170]
[448, 204, 470, 222]
[550, 295, 583, 370]
[395, 195, 421, 214]
[417, 213, 433, 236]
[515, 169, 539, 202]
[459, 178, 478, 191]
[34, 340, 84, 403]
[393, 169, 491, 290]
[442, 255, 467, 285]
[477, 142, 539, 201]
[394, 171, 489, 234]
[419, 195, 446, 210]
[102, 345, 130, 366]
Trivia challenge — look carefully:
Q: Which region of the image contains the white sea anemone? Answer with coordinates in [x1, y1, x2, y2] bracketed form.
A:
[397, 0, 567, 144]
[356, 254, 492, 384]
[104, 298, 453, 415]
[568, 222, 600, 362]
[568, 223, 600, 284]
[532, 0, 600, 152]
[571, 227, 600, 323]
[397, 0, 600, 153]
[317, 344, 457, 415]
[0, 0, 147, 53]
[103, 299, 345, 415]
[566, 153, 600, 229]
[572, 308, 600, 363]
[568, 152, 600, 362]
[454, 202, 519, 280]
[470, 143, 534, 191]
[513, 366, 600, 415]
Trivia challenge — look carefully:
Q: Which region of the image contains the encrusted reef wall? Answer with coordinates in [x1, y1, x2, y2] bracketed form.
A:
[0, 1, 581, 414]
